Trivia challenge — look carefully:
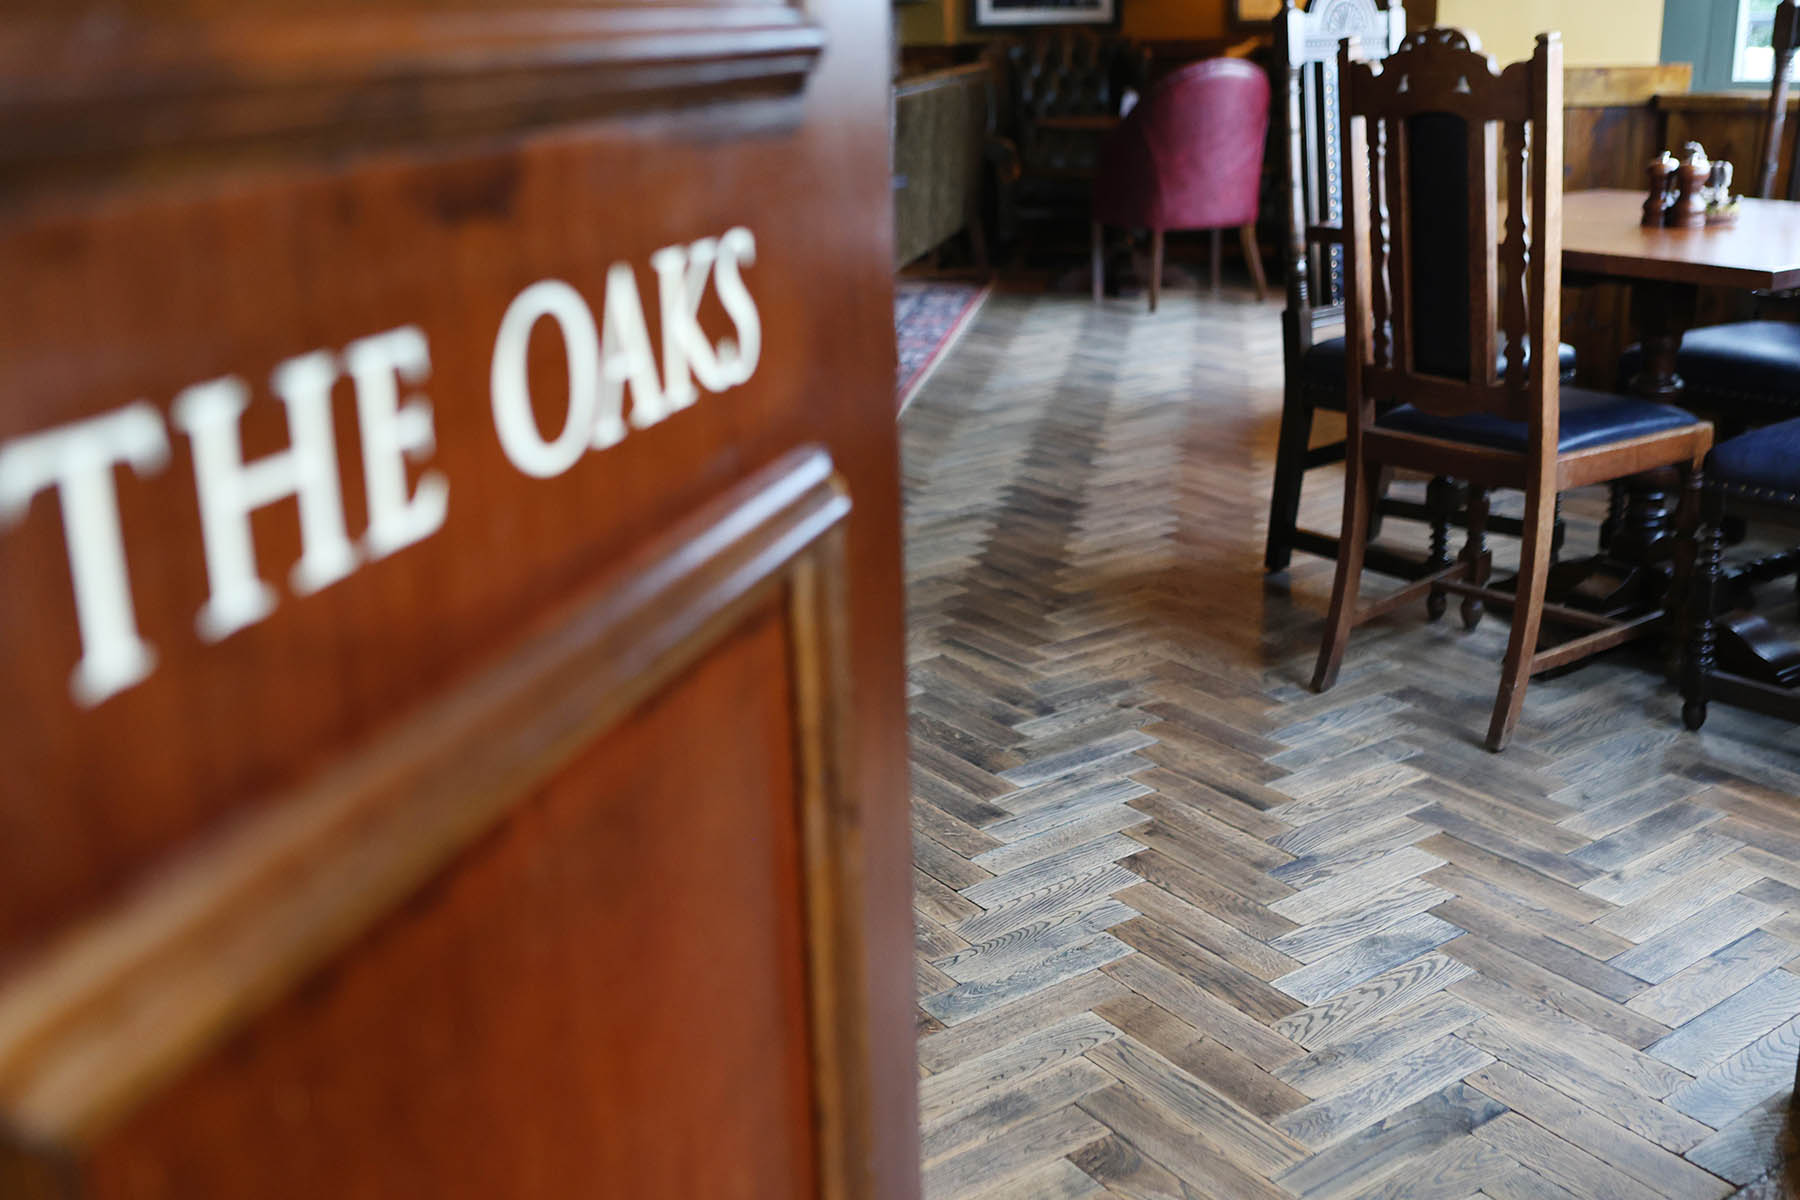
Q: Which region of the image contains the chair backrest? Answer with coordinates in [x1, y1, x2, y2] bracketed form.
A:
[1278, 0, 1406, 331]
[1093, 58, 1272, 231]
[1340, 30, 1564, 438]
[1760, 0, 1800, 200]
[984, 31, 1150, 176]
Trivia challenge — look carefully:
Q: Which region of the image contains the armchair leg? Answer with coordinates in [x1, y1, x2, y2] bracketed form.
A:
[1209, 228, 1222, 294]
[1313, 450, 1381, 693]
[1241, 224, 1268, 302]
[1487, 485, 1556, 752]
[1150, 228, 1164, 312]
[1092, 221, 1104, 304]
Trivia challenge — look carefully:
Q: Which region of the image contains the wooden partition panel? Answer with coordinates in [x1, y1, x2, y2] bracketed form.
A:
[0, 2, 919, 1197]
[1558, 65, 1698, 391]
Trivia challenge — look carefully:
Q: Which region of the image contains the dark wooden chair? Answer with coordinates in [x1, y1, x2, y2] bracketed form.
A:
[1263, 0, 1579, 580]
[983, 31, 1150, 253]
[1265, 0, 1408, 575]
[1682, 418, 1800, 731]
[1312, 29, 1714, 752]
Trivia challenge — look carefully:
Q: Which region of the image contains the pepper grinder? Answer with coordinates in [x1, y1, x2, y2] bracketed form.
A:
[1644, 151, 1678, 226]
[1670, 142, 1711, 229]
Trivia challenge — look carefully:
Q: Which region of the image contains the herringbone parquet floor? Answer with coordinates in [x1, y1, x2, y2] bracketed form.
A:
[902, 287, 1800, 1200]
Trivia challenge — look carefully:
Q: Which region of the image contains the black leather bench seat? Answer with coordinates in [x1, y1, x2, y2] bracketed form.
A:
[1708, 415, 1800, 501]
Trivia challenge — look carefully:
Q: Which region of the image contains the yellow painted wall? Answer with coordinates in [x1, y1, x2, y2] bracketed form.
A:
[1434, 0, 1665, 66]
[898, 0, 1232, 46]
[1122, 0, 1230, 41]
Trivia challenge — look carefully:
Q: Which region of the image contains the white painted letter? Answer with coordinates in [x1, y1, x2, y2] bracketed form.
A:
[491, 279, 607, 477]
[600, 263, 670, 433]
[173, 356, 359, 643]
[649, 238, 732, 417]
[712, 227, 762, 387]
[0, 404, 170, 706]
[345, 326, 448, 559]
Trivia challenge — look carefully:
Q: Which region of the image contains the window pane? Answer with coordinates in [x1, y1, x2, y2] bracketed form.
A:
[1736, 0, 1779, 83]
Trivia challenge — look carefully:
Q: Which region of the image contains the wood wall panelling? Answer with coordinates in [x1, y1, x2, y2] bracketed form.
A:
[0, 7, 828, 190]
[0, 449, 876, 1197]
[0, 0, 919, 1194]
[1559, 65, 1698, 391]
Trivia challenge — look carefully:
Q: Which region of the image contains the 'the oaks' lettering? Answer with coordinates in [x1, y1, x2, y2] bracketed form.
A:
[0, 229, 761, 708]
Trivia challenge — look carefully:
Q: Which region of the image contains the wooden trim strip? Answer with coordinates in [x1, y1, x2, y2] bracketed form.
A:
[0, 9, 827, 175]
[1563, 64, 1691, 109]
[0, 445, 852, 1156]
[789, 525, 872, 1200]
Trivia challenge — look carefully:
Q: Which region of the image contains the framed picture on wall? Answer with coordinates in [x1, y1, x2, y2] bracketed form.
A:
[968, 0, 1119, 30]
[1229, 0, 1286, 29]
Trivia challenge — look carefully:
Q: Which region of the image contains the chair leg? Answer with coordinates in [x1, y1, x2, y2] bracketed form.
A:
[1369, 465, 1397, 541]
[1312, 451, 1381, 693]
[1683, 481, 1723, 732]
[1424, 476, 1456, 621]
[1241, 224, 1268, 302]
[1210, 228, 1223, 294]
[1265, 390, 1315, 572]
[1092, 221, 1104, 304]
[1461, 486, 1491, 631]
[1486, 484, 1556, 752]
[1149, 228, 1164, 313]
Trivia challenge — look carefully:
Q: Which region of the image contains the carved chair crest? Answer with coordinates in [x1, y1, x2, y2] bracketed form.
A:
[1279, 0, 1407, 316]
[1299, 0, 1389, 65]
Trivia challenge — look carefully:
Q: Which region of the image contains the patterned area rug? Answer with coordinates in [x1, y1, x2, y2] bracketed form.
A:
[896, 280, 991, 411]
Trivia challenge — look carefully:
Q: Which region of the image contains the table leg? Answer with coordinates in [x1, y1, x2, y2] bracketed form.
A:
[1627, 279, 1697, 400]
[1615, 282, 1696, 599]
[1542, 281, 1697, 620]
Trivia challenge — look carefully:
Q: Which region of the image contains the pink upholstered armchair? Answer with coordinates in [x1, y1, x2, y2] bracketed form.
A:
[1092, 58, 1271, 311]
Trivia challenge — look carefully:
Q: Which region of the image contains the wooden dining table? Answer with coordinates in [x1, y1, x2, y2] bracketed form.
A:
[1563, 188, 1800, 401]
[1554, 188, 1800, 665]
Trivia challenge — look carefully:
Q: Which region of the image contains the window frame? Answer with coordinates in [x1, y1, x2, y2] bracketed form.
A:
[1663, 0, 1778, 92]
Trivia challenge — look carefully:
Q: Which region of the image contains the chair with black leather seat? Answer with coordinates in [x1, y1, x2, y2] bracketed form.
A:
[1313, 29, 1713, 752]
[1681, 418, 1800, 731]
[1264, 0, 1576, 579]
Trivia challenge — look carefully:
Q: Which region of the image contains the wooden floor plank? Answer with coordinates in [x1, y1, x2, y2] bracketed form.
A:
[1665, 1016, 1800, 1130]
[1274, 1034, 1495, 1151]
[1627, 931, 1799, 1030]
[1466, 1062, 1734, 1199]
[1273, 914, 1463, 1006]
[1273, 1082, 1507, 1200]
[1274, 951, 1476, 1050]
[1086, 1038, 1309, 1177]
[899, 291, 1800, 1200]
[1646, 968, 1800, 1077]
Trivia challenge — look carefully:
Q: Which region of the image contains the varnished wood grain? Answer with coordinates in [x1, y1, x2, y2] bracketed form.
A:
[1564, 189, 1800, 291]
[1, 0, 918, 1192]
